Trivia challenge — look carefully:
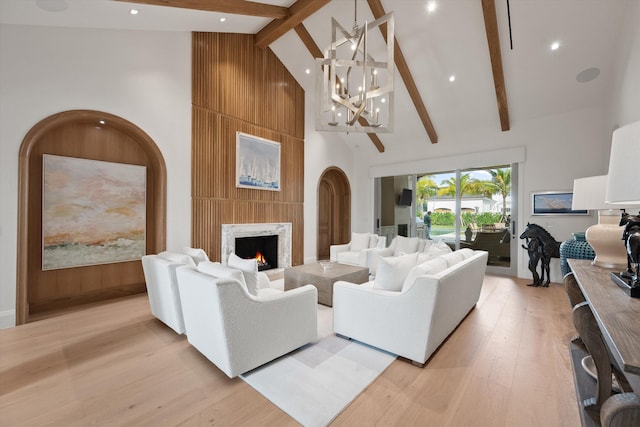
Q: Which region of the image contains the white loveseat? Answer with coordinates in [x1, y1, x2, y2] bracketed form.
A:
[175, 263, 318, 378]
[329, 232, 386, 269]
[333, 249, 488, 366]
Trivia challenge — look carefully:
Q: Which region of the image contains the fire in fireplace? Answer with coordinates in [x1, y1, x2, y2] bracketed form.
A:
[235, 235, 278, 271]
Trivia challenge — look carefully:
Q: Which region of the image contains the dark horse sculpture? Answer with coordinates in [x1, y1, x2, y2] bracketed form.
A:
[519, 223, 561, 287]
[620, 213, 640, 284]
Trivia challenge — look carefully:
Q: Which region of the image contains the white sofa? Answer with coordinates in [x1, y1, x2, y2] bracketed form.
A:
[175, 264, 318, 378]
[368, 235, 452, 275]
[333, 249, 488, 366]
[330, 232, 386, 269]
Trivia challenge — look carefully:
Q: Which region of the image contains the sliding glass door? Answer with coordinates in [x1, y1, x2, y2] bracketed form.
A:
[414, 163, 517, 275]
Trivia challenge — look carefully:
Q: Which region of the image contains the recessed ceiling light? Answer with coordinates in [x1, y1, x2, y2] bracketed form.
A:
[305, 69, 311, 74]
[129, 9, 139, 15]
[99, 120, 106, 125]
[550, 41, 560, 51]
[576, 67, 600, 83]
[219, 17, 226, 22]
[449, 75, 456, 82]
[427, 1, 437, 13]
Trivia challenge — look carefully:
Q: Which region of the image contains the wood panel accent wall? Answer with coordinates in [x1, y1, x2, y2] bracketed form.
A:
[192, 33, 305, 265]
[17, 110, 166, 323]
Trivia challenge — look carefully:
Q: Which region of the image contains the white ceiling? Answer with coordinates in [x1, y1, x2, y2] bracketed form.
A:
[0, 0, 632, 153]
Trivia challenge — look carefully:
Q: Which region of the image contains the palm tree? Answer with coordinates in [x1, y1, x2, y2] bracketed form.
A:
[436, 173, 482, 198]
[487, 168, 511, 220]
[416, 175, 438, 216]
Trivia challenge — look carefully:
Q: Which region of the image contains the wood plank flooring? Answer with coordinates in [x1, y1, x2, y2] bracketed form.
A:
[0, 275, 580, 426]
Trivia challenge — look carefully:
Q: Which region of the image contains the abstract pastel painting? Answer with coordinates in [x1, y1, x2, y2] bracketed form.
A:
[42, 155, 146, 270]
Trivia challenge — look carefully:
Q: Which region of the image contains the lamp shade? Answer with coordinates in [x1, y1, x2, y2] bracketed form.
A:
[572, 175, 637, 211]
[605, 120, 640, 205]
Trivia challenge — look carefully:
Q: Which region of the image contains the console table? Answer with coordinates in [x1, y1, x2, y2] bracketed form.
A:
[568, 259, 640, 426]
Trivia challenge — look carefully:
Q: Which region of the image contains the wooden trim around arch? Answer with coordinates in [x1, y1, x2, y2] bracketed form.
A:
[317, 167, 351, 259]
[16, 110, 167, 324]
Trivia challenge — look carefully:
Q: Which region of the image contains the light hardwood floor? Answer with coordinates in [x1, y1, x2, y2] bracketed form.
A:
[0, 275, 580, 426]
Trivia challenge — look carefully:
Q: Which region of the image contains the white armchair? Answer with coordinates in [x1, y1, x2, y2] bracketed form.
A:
[141, 252, 197, 334]
[175, 265, 318, 378]
[330, 232, 386, 269]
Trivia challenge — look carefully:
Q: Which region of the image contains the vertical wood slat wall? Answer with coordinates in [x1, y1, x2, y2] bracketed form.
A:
[192, 33, 305, 265]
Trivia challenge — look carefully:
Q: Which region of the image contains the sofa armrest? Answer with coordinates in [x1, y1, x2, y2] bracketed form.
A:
[330, 243, 351, 262]
[333, 280, 438, 363]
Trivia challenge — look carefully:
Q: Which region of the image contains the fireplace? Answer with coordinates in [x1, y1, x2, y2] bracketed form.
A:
[221, 223, 292, 270]
[235, 235, 278, 271]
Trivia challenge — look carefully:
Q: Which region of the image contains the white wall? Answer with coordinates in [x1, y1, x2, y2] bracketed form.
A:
[303, 96, 356, 264]
[0, 25, 192, 328]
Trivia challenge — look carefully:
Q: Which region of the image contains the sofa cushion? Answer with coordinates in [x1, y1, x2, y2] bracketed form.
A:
[402, 257, 449, 290]
[373, 252, 419, 291]
[425, 240, 452, 257]
[158, 251, 196, 266]
[457, 248, 475, 259]
[197, 261, 247, 288]
[182, 247, 209, 265]
[393, 236, 420, 256]
[440, 251, 466, 267]
[416, 251, 437, 265]
[351, 232, 371, 251]
[337, 251, 362, 265]
[228, 253, 259, 296]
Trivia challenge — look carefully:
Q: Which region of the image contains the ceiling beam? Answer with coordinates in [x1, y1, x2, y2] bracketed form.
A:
[481, 0, 510, 131]
[114, 0, 288, 19]
[367, 0, 438, 144]
[294, 24, 385, 153]
[255, 0, 331, 48]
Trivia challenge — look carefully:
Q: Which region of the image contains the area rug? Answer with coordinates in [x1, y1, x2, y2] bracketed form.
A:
[240, 280, 397, 427]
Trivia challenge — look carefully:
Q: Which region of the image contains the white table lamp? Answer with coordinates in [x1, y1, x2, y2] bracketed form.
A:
[572, 175, 635, 269]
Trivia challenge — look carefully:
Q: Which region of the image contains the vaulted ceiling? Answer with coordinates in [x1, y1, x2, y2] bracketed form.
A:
[0, 0, 630, 154]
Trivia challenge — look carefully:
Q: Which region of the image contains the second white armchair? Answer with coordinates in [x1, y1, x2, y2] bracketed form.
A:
[330, 232, 386, 269]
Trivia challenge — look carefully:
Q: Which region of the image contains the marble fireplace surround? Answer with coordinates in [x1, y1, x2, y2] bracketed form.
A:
[221, 223, 292, 270]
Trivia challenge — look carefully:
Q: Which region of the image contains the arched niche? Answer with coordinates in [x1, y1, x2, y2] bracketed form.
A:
[16, 110, 166, 324]
[317, 167, 351, 259]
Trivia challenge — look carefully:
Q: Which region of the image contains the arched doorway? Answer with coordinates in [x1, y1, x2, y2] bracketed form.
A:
[16, 110, 166, 324]
[317, 167, 351, 259]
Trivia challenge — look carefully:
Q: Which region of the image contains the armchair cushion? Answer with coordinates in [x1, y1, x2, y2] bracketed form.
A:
[351, 232, 371, 251]
[197, 261, 246, 287]
[373, 252, 419, 291]
[228, 253, 259, 296]
[182, 247, 209, 265]
[158, 251, 196, 266]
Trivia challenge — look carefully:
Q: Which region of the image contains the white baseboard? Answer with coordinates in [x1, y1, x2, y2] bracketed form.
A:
[0, 309, 16, 329]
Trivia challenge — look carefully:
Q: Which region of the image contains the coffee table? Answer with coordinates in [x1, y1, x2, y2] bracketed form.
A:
[284, 262, 370, 306]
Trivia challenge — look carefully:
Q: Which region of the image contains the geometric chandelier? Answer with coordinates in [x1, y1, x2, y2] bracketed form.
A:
[315, 2, 394, 133]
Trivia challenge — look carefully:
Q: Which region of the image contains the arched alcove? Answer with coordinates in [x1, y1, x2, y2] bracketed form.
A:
[16, 110, 166, 324]
[317, 167, 351, 259]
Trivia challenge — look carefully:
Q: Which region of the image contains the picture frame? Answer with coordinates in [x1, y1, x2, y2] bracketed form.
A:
[42, 154, 147, 270]
[236, 132, 281, 191]
[531, 191, 589, 216]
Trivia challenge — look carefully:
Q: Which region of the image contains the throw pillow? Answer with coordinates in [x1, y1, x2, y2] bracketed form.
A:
[425, 240, 452, 256]
[182, 247, 209, 265]
[373, 252, 419, 292]
[402, 257, 449, 290]
[369, 234, 379, 249]
[158, 251, 196, 266]
[228, 253, 259, 296]
[440, 251, 465, 267]
[457, 248, 475, 259]
[197, 261, 247, 288]
[350, 232, 371, 251]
